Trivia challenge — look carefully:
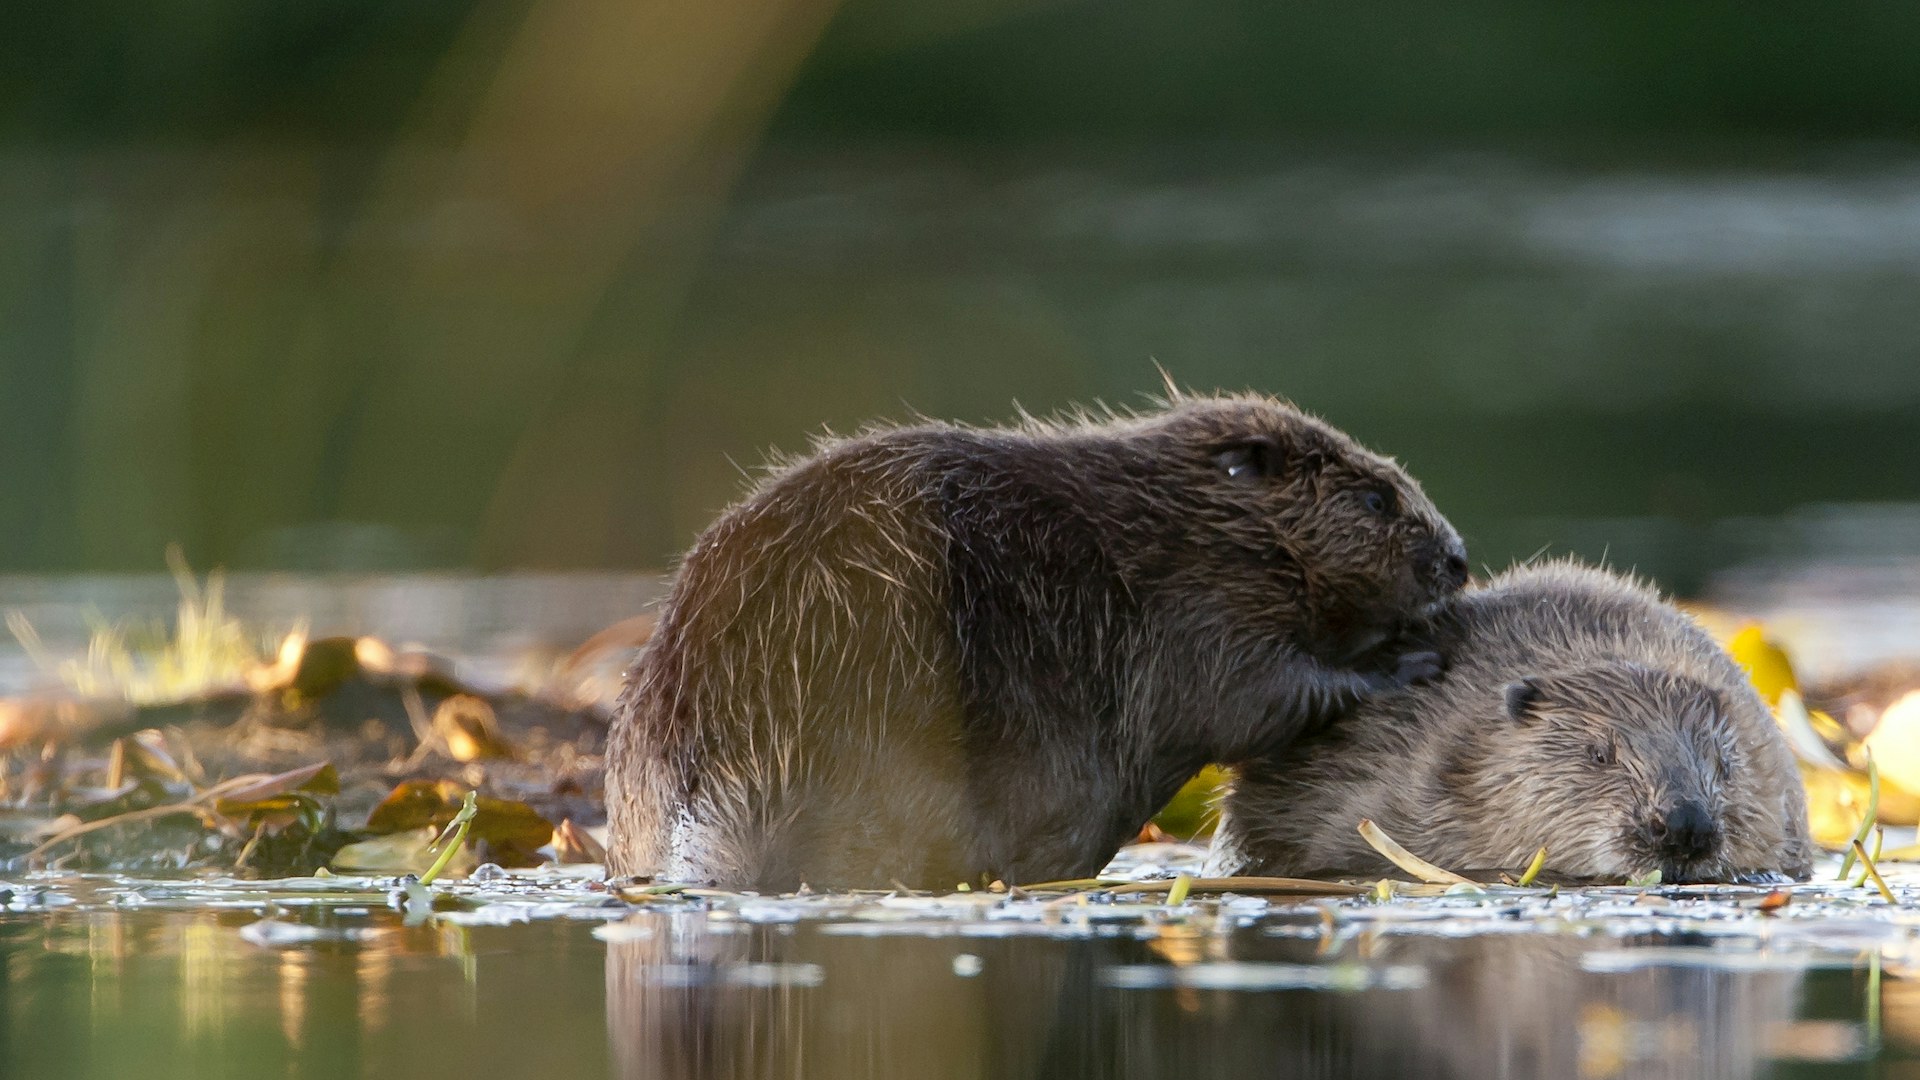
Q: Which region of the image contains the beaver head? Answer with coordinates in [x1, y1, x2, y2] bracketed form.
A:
[1455, 660, 1813, 883]
[1136, 396, 1468, 660]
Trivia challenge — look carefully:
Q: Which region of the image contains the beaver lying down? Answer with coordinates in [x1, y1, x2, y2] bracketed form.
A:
[1208, 559, 1815, 884]
[607, 393, 1467, 890]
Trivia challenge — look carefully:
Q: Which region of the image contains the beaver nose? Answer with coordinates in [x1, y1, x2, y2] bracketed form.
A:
[1431, 540, 1469, 593]
[1654, 800, 1720, 862]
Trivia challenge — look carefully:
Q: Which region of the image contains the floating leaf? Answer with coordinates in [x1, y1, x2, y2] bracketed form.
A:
[331, 828, 468, 876]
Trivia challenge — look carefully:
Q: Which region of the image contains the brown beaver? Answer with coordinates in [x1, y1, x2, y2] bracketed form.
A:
[1207, 559, 1816, 884]
[606, 392, 1468, 891]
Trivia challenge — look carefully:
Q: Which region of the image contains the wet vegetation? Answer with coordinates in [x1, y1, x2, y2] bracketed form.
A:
[4, 553, 1920, 896]
[0, 555, 619, 878]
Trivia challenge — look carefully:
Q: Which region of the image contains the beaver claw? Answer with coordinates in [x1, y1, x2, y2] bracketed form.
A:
[1391, 650, 1446, 687]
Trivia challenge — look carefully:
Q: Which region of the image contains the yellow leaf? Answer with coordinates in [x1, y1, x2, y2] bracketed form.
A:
[1803, 764, 1920, 847]
[1150, 764, 1227, 839]
[1728, 625, 1797, 706]
[1865, 691, 1920, 797]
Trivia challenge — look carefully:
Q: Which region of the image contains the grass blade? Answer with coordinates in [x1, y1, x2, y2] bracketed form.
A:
[1165, 872, 1192, 906]
[1357, 818, 1475, 885]
[1516, 846, 1549, 887]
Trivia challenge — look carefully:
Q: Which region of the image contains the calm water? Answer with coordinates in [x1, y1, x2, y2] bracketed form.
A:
[0, 873, 1907, 1080]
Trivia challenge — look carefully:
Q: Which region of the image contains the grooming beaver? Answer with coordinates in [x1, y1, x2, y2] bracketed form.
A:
[606, 393, 1468, 890]
[1208, 560, 1815, 884]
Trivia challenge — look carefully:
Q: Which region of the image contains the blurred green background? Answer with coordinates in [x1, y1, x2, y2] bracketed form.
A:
[7, 0, 1920, 592]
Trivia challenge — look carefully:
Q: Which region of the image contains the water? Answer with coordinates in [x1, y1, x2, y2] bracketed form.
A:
[0, 870, 1906, 1080]
[3, 571, 1916, 1080]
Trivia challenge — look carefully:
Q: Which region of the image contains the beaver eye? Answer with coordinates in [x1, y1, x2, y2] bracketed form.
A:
[1360, 488, 1396, 516]
[1588, 740, 1615, 767]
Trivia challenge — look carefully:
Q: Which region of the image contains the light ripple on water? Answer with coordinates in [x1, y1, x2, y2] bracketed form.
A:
[1100, 962, 1429, 992]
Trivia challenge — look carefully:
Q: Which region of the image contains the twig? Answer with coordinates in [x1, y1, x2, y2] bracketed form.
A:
[1016, 877, 1125, 891]
[1853, 827, 1886, 890]
[1103, 876, 1366, 896]
[395, 685, 440, 771]
[23, 773, 274, 861]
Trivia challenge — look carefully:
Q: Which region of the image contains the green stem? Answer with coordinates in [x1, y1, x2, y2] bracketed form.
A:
[419, 792, 479, 886]
[1838, 755, 1880, 881]
[1165, 872, 1193, 907]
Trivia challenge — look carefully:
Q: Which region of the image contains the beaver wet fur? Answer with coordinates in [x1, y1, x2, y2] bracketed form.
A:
[1208, 559, 1815, 884]
[606, 392, 1469, 890]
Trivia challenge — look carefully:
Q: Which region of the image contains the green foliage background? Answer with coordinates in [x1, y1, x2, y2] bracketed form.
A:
[6, 0, 1920, 589]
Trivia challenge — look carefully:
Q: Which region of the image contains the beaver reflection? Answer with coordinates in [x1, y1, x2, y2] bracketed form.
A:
[603, 914, 1087, 1080]
[604, 915, 1807, 1080]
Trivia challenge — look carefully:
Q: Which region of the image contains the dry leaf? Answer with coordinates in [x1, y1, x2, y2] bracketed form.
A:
[432, 695, 515, 762]
[363, 780, 554, 867]
[552, 818, 607, 864]
[214, 762, 339, 807]
[247, 630, 308, 693]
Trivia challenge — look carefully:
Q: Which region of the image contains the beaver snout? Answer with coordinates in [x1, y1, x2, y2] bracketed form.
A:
[1649, 800, 1723, 881]
[1421, 537, 1470, 598]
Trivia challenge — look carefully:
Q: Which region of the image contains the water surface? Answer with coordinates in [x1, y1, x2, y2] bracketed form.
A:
[0, 871, 1904, 1080]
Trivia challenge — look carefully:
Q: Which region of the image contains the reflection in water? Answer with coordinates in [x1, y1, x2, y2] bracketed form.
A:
[605, 908, 1855, 1080]
[0, 878, 1900, 1080]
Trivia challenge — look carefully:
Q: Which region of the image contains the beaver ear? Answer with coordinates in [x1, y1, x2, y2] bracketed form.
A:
[1504, 678, 1546, 722]
[1212, 438, 1286, 482]
[1704, 685, 1730, 716]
